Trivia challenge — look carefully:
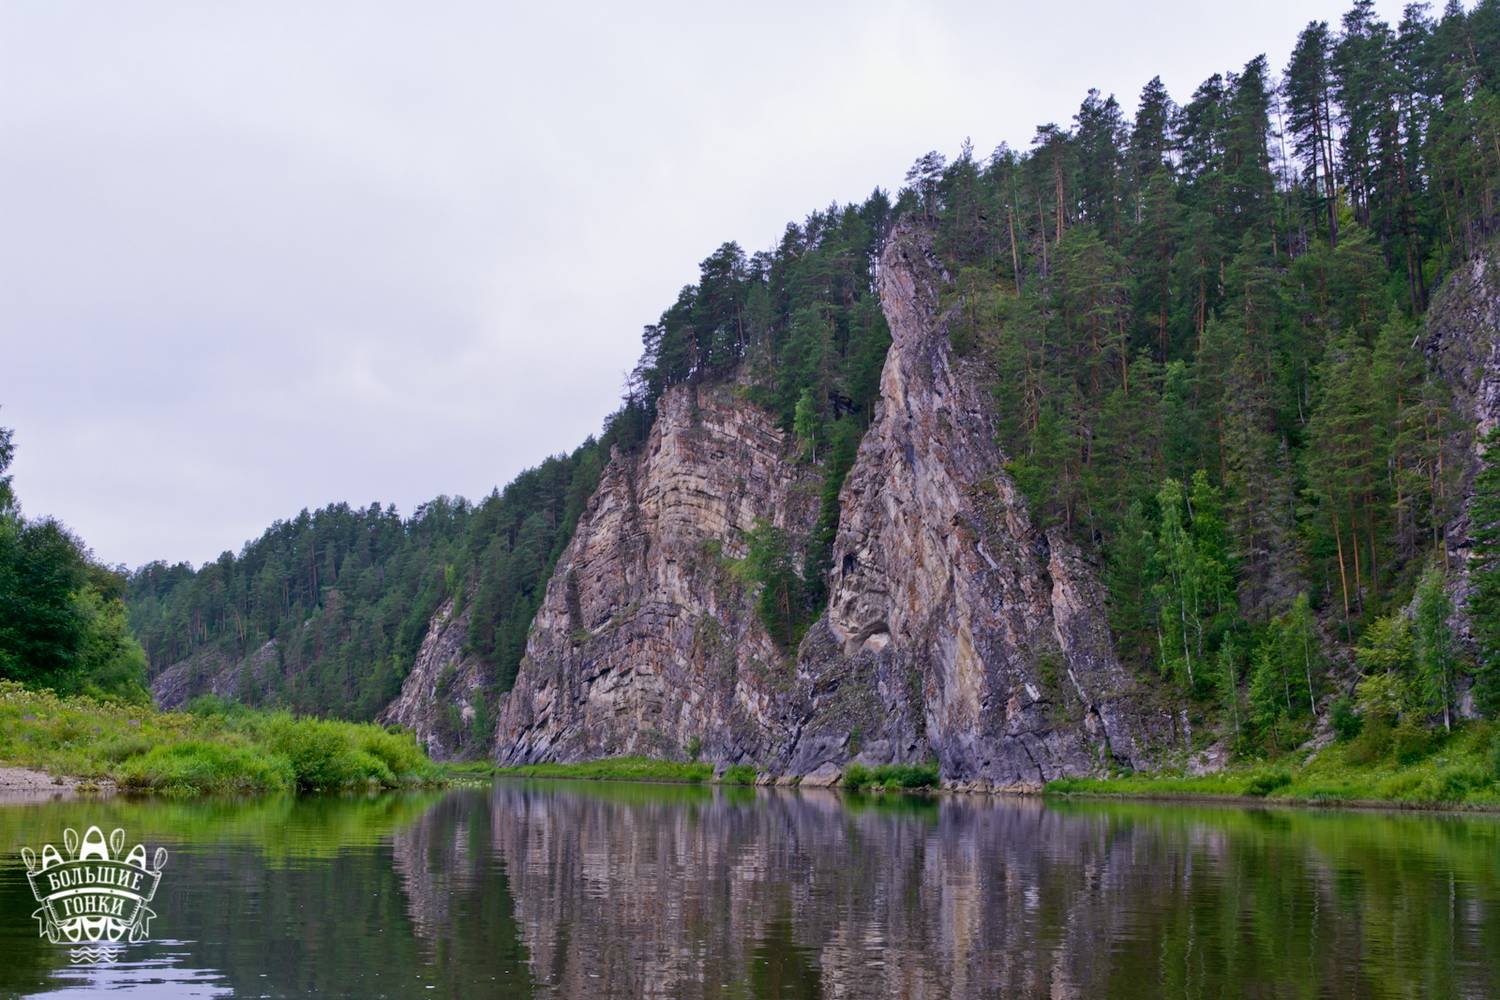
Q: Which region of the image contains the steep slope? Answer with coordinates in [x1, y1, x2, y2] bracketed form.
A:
[378, 594, 492, 759]
[1426, 245, 1500, 669]
[492, 384, 820, 764]
[151, 637, 280, 709]
[480, 221, 1166, 782]
[785, 222, 1163, 786]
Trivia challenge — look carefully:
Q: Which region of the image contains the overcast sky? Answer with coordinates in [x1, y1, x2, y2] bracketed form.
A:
[1, 0, 1413, 568]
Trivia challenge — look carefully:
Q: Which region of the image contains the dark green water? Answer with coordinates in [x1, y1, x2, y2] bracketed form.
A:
[0, 782, 1497, 998]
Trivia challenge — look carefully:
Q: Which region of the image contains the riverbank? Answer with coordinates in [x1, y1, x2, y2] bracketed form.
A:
[1047, 721, 1500, 811]
[480, 727, 1500, 812]
[0, 681, 441, 795]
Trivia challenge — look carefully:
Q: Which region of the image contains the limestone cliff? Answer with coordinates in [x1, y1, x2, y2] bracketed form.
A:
[1428, 250, 1500, 577]
[783, 223, 1160, 785]
[151, 637, 279, 710]
[492, 383, 820, 764]
[478, 221, 1164, 781]
[378, 594, 492, 760]
[1424, 245, 1500, 693]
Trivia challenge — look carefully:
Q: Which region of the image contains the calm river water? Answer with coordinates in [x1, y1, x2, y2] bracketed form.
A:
[0, 781, 1496, 998]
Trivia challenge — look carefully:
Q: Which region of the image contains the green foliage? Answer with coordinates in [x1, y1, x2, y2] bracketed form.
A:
[840, 762, 940, 792]
[1413, 565, 1460, 731]
[118, 742, 297, 795]
[904, 0, 1500, 760]
[1245, 770, 1292, 797]
[734, 518, 813, 651]
[1047, 719, 1500, 806]
[684, 735, 703, 761]
[1393, 717, 1431, 765]
[721, 764, 758, 785]
[125, 434, 615, 717]
[1248, 594, 1323, 735]
[1150, 473, 1235, 693]
[1469, 429, 1500, 714]
[0, 681, 439, 795]
[1330, 697, 1362, 742]
[0, 427, 148, 701]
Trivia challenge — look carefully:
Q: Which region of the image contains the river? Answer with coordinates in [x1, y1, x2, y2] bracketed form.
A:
[0, 781, 1496, 997]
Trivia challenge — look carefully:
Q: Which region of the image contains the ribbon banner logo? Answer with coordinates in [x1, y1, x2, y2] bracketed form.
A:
[22, 826, 168, 964]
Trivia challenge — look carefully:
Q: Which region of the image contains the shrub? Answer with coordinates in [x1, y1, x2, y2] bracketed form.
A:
[1245, 770, 1292, 797]
[1489, 729, 1500, 782]
[263, 717, 405, 791]
[1330, 697, 1362, 742]
[842, 763, 874, 791]
[1347, 715, 1393, 765]
[1392, 717, 1431, 765]
[874, 763, 941, 789]
[685, 736, 703, 761]
[721, 764, 757, 785]
[841, 762, 939, 792]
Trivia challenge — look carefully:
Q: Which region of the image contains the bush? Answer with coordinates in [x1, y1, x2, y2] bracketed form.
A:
[685, 736, 703, 761]
[1393, 717, 1431, 765]
[841, 762, 940, 792]
[721, 764, 757, 785]
[1347, 716, 1393, 765]
[1489, 730, 1500, 781]
[841, 763, 874, 791]
[1330, 697, 1362, 742]
[263, 717, 402, 791]
[1245, 770, 1292, 797]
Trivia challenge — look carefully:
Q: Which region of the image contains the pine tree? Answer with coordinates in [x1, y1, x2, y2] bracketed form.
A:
[1413, 564, 1458, 731]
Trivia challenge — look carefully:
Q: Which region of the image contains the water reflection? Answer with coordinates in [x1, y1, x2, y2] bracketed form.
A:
[467, 784, 1500, 999]
[0, 784, 1497, 998]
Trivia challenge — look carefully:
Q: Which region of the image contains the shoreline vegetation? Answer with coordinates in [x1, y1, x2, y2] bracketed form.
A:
[484, 728, 1500, 813]
[1046, 721, 1500, 812]
[5, 679, 1498, 812]
[0, 681, 440, 796]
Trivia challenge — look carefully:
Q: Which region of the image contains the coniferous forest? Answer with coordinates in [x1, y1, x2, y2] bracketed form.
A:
[2, 0, 1496, 767]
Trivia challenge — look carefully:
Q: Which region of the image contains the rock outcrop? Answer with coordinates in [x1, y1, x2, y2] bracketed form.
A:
[1428, 249, 1500, 607]
[378, 594, 492, 760]
[783, 223, 1159, 784]
[479, 221, 1165, 781]
[492, 383, 820, 764]
[150, 637, 279, 709]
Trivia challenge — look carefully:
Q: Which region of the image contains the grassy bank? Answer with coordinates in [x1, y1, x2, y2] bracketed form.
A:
[1047, 721, 1500, 809]
[0, 681, 441, 795]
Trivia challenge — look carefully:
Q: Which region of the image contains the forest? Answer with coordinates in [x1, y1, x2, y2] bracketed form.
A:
[1, 0, 1490, 762]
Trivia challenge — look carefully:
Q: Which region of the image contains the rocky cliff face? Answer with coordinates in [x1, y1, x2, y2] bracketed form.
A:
[378, 594, 492, 759]
[782, 223, 1160, 786]
[492, 383, 820, 764]
[474, 221, 1165, 782]
[1422, 246, 1500, 702]
[151, 637, 279, 709]
[1428, 249, 1500, 588]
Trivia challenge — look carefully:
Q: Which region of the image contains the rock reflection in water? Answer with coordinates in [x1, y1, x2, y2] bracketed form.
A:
[392, 783, 1500, 999]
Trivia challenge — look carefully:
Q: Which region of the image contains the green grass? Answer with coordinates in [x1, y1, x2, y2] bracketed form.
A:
[492, 755, 714, 783]
[721, 763, 759, 785]
[842, 762, 941, 792]
[1046, 721, 1500, 809]
[0, 681, 441, 796]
